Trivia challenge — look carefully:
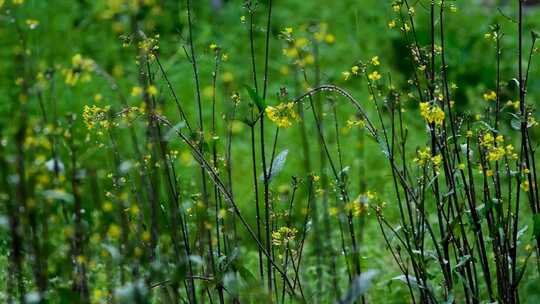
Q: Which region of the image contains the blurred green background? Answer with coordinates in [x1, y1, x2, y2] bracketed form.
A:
[2, 0, 540, 302]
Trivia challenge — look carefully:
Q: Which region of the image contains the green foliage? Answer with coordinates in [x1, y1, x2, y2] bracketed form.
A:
[1, 0, 540, 303]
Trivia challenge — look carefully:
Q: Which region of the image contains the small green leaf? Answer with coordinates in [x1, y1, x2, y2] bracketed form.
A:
[115, 279, 148, 302]
[244, 85, 266, 112]
[41, 189, 74, 204]
[339, 270, 378, 304]
[454, 254, 471, 270]
[163, 122, 186, 141]
[102, 244, 121, 263]
[236, 264, 256, 283]
[391, 274, 421, 289]
[260, 149, 288, 181]
[532, 30, 540, 41]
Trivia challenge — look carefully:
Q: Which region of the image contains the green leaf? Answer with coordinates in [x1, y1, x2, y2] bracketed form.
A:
[163, 122, 186, 142]
[244, 85, 266, 112]
[114, 279, 148, 303]
[260, 149, 288, 181]
[532, 30, 540, 41]
[391, 274, 421, 289]
[223, 272, 239, 297]
[102, 244, 121, 263]
[236, 264, 256, 283]
[339, 270, 378, 304]
[454, 254, 471, 270]
[41, 189, 74, 204]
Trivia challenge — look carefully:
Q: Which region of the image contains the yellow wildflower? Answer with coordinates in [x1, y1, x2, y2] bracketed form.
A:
[324, 34, 335, 44]
[346, 118, 365, 129]
[83, 105, 111, 130]
[272, 226, 297, 246]
[432, 154, 442, 167]
[368, 71, 381, 81]
[102, 201, 113, 212]
[25, 19, 39, 29]
[346, 194, 370, 217]
[63, 54, 94, 86]
[506, 100, 520, 110]
[265, 102, 300, 128]
[131, 86, 143, 97]
[521, 180, 530, 192]
[413, 147, 442, 168]
[222, 71, 234, 83]
[487, 147, 505, 162]
[419, 102, 445, 126]
[483, 90, 497, 102]
[147, 85, 158, 96]
[402, 23, 411, 32]
[107, 224, 122, 239]
[480, 133, 494, 147]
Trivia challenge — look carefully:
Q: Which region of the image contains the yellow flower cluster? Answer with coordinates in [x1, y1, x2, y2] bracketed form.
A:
[413, 147, 441, 167]
[521, 180, 530, 192]
[313, 23, 335, 44]
[483, 90, 497, 102]
[265, 102, 300, 128]
[343, 56, 380, 81]
[419, 102, 445, 126]
[346, 192, 374, 217]
[506, 100, 520, 110]
[272, 226, 297, 246]
[63, 54, 94, 86]
[83, 105, 111, 130]
[138, 34, 160, 60]
[280, 25, 327, 67]
[346, 118, 365, 129]
[480, 133, 517, 161]
[119, 106, 145, 125]
[368, 71, 381, 81]
[107, 224, 122, 240]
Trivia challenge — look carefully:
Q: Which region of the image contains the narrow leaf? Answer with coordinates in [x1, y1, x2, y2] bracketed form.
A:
[337, 269, 378, 304]
[260, 149, 288, 181]
[244, 84, 266, 111]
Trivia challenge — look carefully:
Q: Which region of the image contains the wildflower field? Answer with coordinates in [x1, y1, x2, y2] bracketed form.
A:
[2, 0, 540, 303]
